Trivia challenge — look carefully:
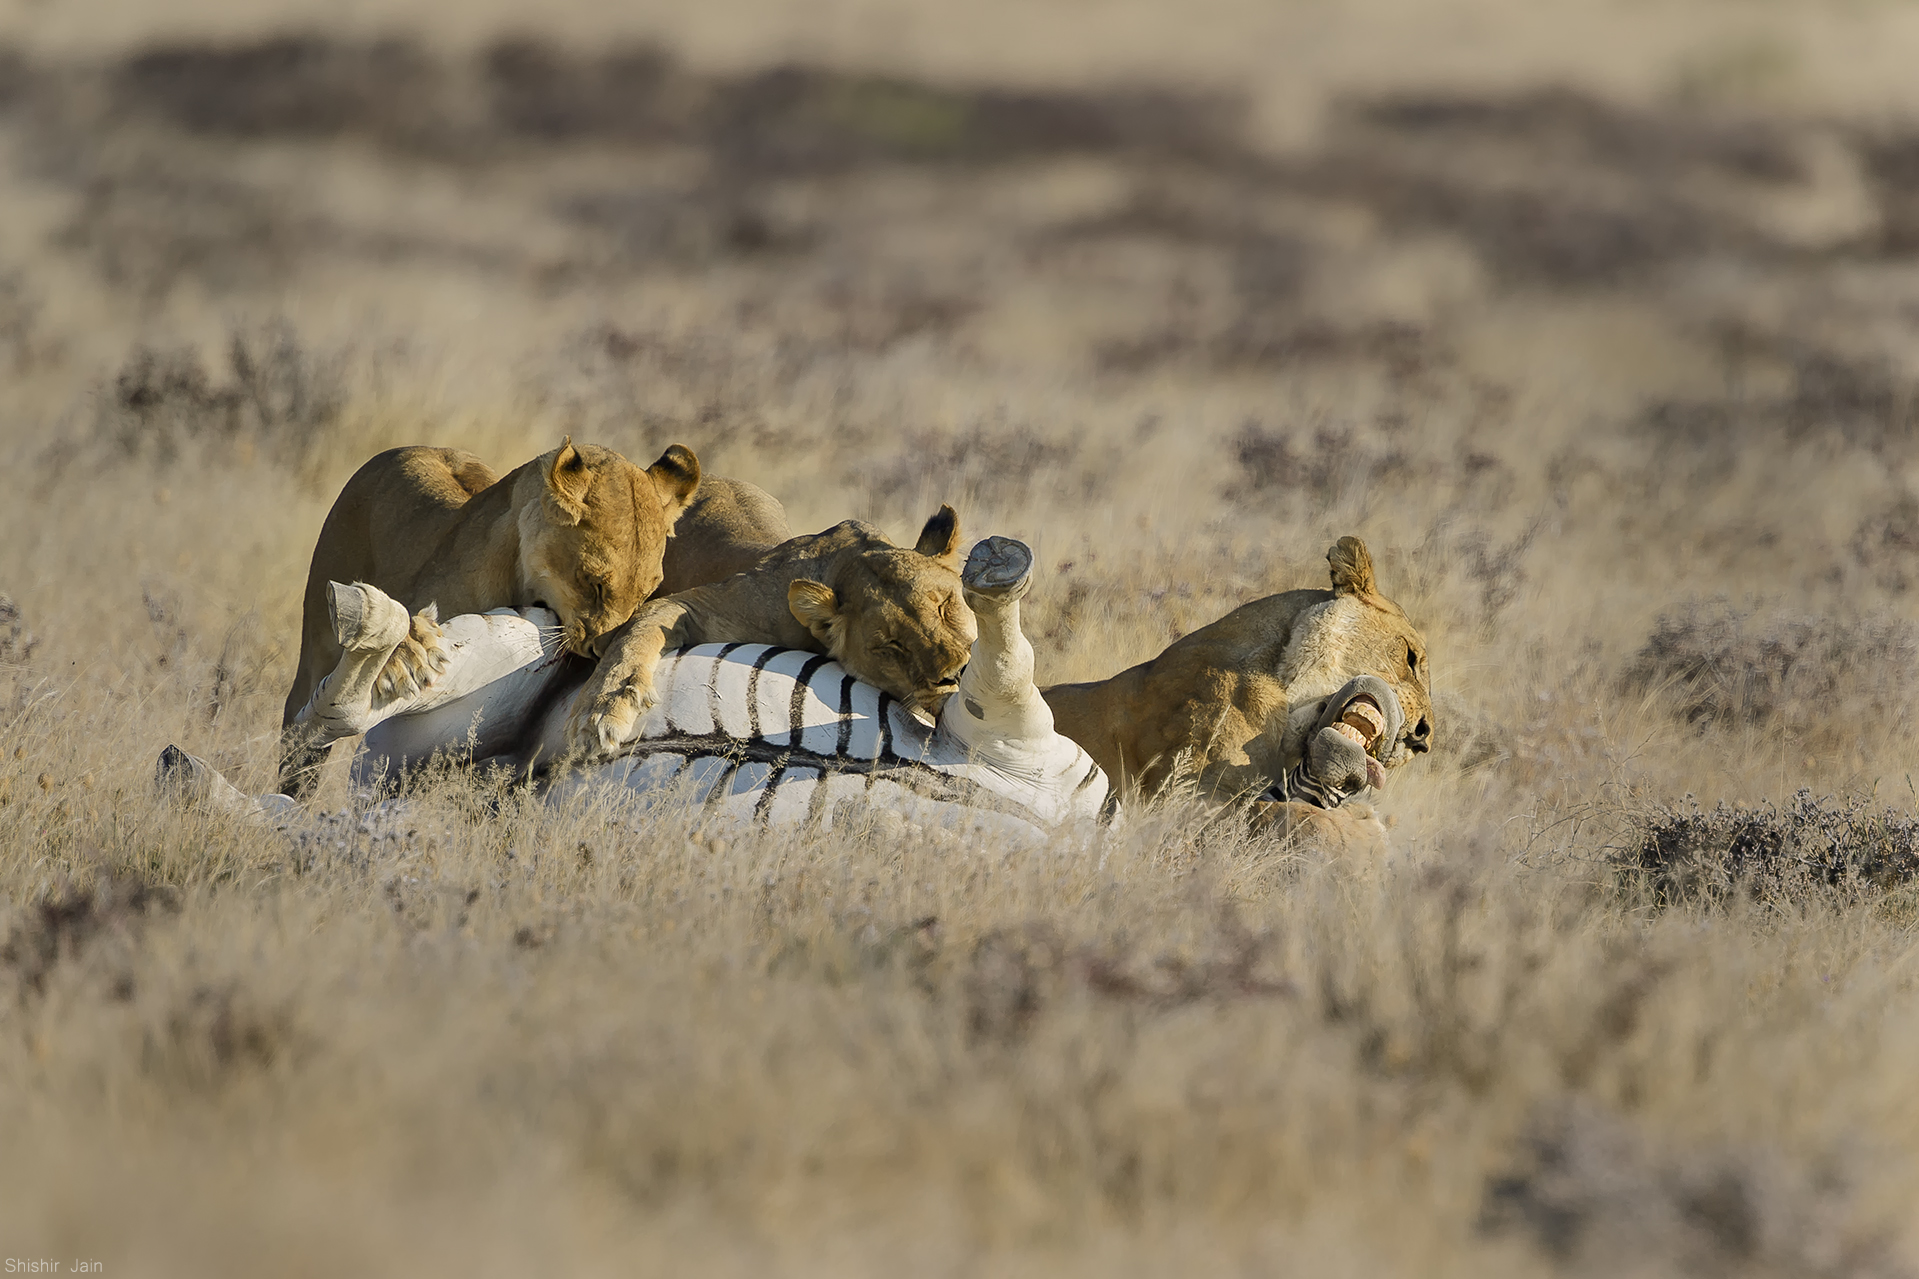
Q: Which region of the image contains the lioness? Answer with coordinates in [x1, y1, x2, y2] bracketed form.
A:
[278, 436, 700, 794]
[564, 506, 976, 757]
[1042, 535, 1432, 847]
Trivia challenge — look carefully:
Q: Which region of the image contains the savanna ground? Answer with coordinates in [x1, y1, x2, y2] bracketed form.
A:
[7, 0, 1919, 1273]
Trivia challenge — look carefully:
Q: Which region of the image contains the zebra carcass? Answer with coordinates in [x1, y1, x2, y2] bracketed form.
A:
[165, 537, 1114, 841]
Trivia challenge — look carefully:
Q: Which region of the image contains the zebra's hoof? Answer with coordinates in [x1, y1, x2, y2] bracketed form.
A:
[155, 743, 210, 805]
[327, 581, 412, 653]
[963, 536, 1033, 603]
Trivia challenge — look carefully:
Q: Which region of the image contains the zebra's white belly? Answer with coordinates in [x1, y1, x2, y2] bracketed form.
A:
[360, 627, 1115, 837]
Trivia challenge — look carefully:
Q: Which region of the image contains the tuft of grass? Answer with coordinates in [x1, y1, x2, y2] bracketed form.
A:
[95, 322, 347, 471]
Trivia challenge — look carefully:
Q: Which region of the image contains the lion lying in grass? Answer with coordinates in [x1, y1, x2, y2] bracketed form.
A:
[1040, 536, 1433, 848]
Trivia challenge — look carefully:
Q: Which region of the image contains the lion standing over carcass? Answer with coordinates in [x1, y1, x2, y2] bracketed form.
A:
[278, 437, 701, 795]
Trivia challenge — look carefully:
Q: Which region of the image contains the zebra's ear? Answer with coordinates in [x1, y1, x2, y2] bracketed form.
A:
[788, 579, 840, 644]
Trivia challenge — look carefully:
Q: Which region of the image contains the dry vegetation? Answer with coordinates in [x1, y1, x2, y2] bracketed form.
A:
[7, 1, 1919, 1273]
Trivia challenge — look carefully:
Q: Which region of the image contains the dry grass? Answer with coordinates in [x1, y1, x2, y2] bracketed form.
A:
[7, 3, 1919, 1274]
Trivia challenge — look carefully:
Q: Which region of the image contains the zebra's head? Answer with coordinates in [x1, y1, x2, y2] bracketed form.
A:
[788, 505, 977, 717]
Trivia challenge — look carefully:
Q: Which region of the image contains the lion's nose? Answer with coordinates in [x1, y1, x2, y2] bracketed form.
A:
[1407, 716, 1432, 754]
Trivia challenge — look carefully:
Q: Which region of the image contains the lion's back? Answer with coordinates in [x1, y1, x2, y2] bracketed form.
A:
[312, 446, 499, 593]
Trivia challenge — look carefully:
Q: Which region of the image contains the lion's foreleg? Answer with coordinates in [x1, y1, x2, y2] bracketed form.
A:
[565, 598, 699, 757]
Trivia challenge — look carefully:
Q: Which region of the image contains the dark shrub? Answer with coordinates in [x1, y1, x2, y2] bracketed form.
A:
[1624, 791, 1919, 904]
[1482, 1096, 1899, 1276]
[95, 323, 346, 470]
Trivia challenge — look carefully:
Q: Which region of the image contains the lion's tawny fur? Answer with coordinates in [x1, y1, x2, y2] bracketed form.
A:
[659, 475, 793, 595]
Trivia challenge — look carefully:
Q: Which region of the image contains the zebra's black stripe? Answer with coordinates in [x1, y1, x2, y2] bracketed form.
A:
[802, 764, 833, 829]
[1073, 757, 1102, 793]
[866, 759, 1004, 809]
[745, 645, 782, 739]
[702, 758, 743, 809]
[707, 642, 748, 732]
[835, 675, 856, 756]
[868, 691, 899, 790]
[788, 654, 831, 746]
[617, 732, 1002, 812]
[1280, 759, 1356, 810]
[752, 762, 789, 825]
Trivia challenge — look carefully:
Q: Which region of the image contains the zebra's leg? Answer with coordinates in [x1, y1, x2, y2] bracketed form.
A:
[948, 536, 1055, 747]
[292, 582, 442, 745]
[156, 744, 301, 819]
[299, 583, 558, 774]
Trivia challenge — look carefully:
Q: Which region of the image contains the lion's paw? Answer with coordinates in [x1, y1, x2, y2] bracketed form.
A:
[1253, 798, 1388, 856]
[565, 677, 657, 759]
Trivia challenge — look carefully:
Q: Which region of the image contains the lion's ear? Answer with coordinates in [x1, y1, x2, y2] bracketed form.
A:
[914, 504, 963, 567]
[1328, 536, 1376, 597]
[543, 436, 591, 526]
[788, 579, 840, 644]
[646, 444, 701, 530]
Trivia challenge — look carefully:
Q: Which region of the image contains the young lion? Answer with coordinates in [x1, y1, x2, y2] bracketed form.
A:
[279, 436, 700, 794]
[565, 506, 976, 758]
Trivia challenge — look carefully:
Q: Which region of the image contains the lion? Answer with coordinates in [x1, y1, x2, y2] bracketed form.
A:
[278, 436, 700, 794]
[1040, 535, 1432, 845]
[659, 475, 792, 595]
[564, 505, 976, 757]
